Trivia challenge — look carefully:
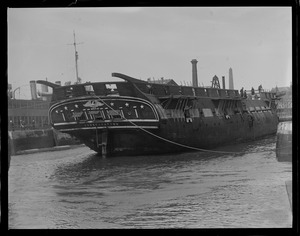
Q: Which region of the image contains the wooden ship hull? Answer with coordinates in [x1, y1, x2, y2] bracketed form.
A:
[38, 71, 279, 157]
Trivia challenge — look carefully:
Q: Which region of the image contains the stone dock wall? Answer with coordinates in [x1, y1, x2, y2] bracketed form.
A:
[276, 121, 292, 162]
[8, 129, 81, 155]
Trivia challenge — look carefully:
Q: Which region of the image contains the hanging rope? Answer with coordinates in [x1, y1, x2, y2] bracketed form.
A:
[91, 95, 291, 155]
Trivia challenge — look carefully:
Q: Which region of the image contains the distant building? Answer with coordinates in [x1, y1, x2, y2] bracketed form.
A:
[8, 79, 54, 130]
[271, 86, 292, 110]
[271, 86, 290, 94]
[271, 86, 292, 99]
[148, 78, 178, 86]
[8, 98, 51, 130]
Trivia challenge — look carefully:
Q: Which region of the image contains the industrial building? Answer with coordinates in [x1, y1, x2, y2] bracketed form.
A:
[8, 80, 53, 130]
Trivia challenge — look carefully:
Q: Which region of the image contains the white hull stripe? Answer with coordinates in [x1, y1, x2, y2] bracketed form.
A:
[53, 120, 159, 126]
[57, 126, 159, 131]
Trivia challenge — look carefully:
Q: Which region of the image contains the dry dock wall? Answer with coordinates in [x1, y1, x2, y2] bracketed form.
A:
[8, 129, 81, 155]
[276, 121, 292, 162]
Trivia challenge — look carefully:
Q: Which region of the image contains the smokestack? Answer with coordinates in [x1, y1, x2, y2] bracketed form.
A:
[222, 76, 226, 89]
[191, 59, 198, 87]
[30, 80, 38, 100]
[229, 68, 234, 89]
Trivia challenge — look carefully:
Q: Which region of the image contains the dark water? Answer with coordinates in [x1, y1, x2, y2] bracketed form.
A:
[9, 135, 292, 229]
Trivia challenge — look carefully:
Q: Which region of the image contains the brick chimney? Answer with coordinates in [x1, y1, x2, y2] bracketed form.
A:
[191, 59, 198, 87]
[222, 76, 226, 89]
[229, 67, 234, 89]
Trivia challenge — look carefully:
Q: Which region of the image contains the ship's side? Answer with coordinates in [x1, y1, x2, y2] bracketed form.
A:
[39, 72, 279, 157]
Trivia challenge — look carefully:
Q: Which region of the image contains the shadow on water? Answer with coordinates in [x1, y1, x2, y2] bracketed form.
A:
[51, 134, 277, 188]
[50, 150, 226, 199]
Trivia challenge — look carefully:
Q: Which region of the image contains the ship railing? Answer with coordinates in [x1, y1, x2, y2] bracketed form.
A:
[51, 80, 244, 102]
[51, 82, 136, 102]
[158, 88, 240, 99]
[243, 90, 277, 100]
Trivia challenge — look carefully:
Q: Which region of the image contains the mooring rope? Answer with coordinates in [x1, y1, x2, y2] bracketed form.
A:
[92, 95, 291, 155]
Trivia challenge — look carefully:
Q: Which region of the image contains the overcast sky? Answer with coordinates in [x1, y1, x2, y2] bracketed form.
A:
[8, 7, 292, 99]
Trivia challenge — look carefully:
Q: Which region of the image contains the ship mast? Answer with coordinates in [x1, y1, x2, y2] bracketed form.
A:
[69, 30, 83, 84]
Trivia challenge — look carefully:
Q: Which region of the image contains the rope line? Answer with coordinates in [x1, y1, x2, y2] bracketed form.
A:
[92, 95, 291, 155]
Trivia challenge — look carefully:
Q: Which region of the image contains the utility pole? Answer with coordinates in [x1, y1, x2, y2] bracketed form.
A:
[68, 30, 83, 84]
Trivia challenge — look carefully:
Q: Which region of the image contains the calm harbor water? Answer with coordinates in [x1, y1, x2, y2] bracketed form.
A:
[8, 135, 292, 229]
